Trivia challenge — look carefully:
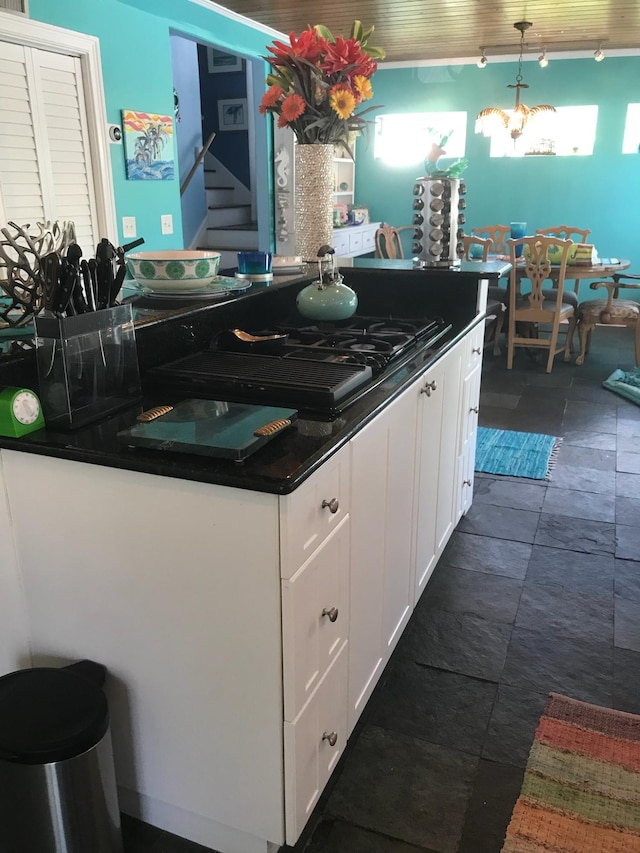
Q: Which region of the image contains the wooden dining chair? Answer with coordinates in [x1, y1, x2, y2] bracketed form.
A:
[459, 235, 506, 356]
[507, 235, 576, 373]
[575, 274, 640, 366]
[375, 223, 411, 259]
[461, 234, 491, 261]
[535, 225, 591, 243]
[535, 226, 592, 297]
[471, 224, 510, 254]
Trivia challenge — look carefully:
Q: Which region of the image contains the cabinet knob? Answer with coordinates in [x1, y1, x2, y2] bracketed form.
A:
[420, 380, 437, 396]
[469, 406, 479, 414]
[322, 607, 339, 623]
[322, 497, 339, 514]
[472, 346, 482, 355]
[463, 478, 472, 486]
[322, 731, 338, 747]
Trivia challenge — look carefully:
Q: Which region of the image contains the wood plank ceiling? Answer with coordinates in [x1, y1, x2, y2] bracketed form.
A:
[212, 0, 640, 63]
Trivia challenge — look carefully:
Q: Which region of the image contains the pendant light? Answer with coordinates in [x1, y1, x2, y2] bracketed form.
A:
[475, 21, 556, 140]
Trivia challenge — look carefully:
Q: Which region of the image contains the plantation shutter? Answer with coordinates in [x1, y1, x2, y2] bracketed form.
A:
[0, 40, 98, 250]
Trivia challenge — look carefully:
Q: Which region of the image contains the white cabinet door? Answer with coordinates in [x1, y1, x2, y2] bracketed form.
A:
[413, 339, 464, 602]
[348, 384, 417, 734]
[280, 445, 350, 580]
[456, 322, 484, 519]
[284, 643, 347, 843]
[281, 515, 350, 721]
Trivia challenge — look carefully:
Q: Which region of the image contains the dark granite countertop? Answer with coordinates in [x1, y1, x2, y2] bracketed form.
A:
[0, 260, 509, 494]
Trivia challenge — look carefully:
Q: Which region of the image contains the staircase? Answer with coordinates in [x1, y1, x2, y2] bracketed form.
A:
[199, 154, 258, 271]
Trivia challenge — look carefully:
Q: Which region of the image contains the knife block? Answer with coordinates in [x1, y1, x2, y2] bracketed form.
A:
[34, 304, 142, 429]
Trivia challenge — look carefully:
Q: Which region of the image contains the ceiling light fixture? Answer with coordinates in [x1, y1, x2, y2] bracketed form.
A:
[538, 48, 548, 68]
[475, 21, 556, 141]
[477, 49, 487, 68]
[594, 45, 605, 62]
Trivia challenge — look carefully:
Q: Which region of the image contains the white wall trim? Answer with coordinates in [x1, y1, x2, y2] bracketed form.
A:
[187, 0, 284, 41]
[0, 10, 117, 242]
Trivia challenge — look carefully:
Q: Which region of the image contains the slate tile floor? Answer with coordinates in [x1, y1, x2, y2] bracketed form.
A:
[123, 326, 640, 853]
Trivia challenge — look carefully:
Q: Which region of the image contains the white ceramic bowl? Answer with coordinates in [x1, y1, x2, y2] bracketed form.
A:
[127, 250, 221, 291]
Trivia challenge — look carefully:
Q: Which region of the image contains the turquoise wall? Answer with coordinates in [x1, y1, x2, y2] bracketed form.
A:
[356, 57, 640, 296]
[29, 0, 270, 250]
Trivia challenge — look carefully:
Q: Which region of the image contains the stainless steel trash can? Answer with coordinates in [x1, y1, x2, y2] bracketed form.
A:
[0, 660, 123, 853]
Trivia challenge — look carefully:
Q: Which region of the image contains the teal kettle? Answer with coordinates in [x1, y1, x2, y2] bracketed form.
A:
[296, 245, 358, 321]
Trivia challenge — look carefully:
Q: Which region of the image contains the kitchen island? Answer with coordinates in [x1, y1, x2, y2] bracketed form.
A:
[0, 258, 508, 852]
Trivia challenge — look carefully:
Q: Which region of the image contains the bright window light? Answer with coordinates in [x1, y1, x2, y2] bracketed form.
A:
[622, 104, 640, 153]
[488, 106, 598, 158]
[375, 112, 467, 167]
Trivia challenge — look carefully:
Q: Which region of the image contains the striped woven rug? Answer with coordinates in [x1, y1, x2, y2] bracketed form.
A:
[502, 693, 640, 852]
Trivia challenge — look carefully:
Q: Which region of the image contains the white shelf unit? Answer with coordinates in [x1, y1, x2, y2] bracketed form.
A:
[333, 157, 355, 206]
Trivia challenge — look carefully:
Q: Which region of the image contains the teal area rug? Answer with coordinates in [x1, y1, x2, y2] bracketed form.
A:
[475, 427, 561, 480]
[603, 366, 640, 406]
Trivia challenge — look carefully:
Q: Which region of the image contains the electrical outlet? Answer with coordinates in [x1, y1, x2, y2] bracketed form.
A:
[161, 214, 173, 235]
[122, 216, 136, 238]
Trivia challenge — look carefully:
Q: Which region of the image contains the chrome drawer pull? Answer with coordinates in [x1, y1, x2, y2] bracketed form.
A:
[469, 406, 479, 414]
[472, 346, 482, 355]
[322, 731, 338, 747]
[420, 380, 437, 396]
[322, 607, 339, 623]
[322, 498, 339, 514]
[463, 478, 472, 486]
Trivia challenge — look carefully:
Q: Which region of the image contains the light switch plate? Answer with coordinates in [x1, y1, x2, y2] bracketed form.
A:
[161, 214, 173, 235]
[122, 216, 136, 238]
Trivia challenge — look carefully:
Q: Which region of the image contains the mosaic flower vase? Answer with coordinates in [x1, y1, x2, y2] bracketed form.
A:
[295, 143, 334, 262]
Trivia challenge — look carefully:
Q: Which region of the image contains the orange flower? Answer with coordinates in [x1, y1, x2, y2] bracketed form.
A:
[353, 75, 373, 101]
[329, 87, 356, 120]
[259, 85, 283, 115]
[279, 93, 306, 124]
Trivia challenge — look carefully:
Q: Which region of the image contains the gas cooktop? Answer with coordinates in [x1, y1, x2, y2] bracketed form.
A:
[149, 315, 452, 414]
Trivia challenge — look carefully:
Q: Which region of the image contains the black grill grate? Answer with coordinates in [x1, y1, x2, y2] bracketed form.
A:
[150, 351, 373, 409]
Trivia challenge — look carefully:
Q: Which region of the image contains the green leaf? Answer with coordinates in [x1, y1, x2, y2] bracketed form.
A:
[314, 24, 335, 43]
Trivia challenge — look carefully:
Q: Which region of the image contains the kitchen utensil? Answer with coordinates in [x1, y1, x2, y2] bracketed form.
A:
[117, 399, 298, 461]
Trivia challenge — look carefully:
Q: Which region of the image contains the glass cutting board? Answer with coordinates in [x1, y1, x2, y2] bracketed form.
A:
[118, 399, 298, 461]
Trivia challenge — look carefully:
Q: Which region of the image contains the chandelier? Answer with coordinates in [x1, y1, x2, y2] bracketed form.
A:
[475, 21, 556, 140]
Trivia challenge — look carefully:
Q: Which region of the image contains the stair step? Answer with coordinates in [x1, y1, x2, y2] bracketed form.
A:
[208, 204, 251, 211]
[208, 223, 258, 232]
[207, 205, 252, 228]
[203, 225, 259, 252]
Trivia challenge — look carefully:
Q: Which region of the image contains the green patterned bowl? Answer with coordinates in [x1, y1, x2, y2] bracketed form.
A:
[127, 250, 221, 292]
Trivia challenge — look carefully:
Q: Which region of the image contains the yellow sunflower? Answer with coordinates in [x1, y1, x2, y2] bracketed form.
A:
[329, 87, 356, 119]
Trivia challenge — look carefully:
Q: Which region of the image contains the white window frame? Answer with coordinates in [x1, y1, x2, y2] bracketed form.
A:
[0, 10, 116, 239]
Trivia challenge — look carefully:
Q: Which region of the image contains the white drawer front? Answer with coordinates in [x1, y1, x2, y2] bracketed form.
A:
[279, 446, 350, 579]
[362, 227, 376, 252]
[282, 516, 349, 721]
[348, 231, 363, 253]
[284, 644, 347, 844]
[332, 231, 350, 256]
[467, 321, 485, 371]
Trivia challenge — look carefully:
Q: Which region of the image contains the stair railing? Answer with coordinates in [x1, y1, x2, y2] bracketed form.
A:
[180, 130, 217, 197]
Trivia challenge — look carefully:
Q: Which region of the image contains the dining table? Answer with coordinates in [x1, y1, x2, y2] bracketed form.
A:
[513, 257, 632, 295]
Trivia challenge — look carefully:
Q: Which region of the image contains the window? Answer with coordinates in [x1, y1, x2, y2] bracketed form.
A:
[622, 104, 640, 153]
[488, 106, 598, 158]
[375, 112, 467, 167]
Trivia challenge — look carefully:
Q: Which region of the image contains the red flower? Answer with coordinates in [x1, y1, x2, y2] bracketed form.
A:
[267, 27, 326, 66]
[320, 36, 376, 78]
[259, 85, 283, 115]
[279, 93, 306, 124]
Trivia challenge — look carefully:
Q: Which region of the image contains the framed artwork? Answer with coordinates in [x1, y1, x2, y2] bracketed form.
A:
[122, 110, 175, 180]
[207, 48, 243, 74]
[217, 99, 248, 132]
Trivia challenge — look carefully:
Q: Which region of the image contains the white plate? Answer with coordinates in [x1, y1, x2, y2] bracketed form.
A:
[136, 276, 252, 298]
